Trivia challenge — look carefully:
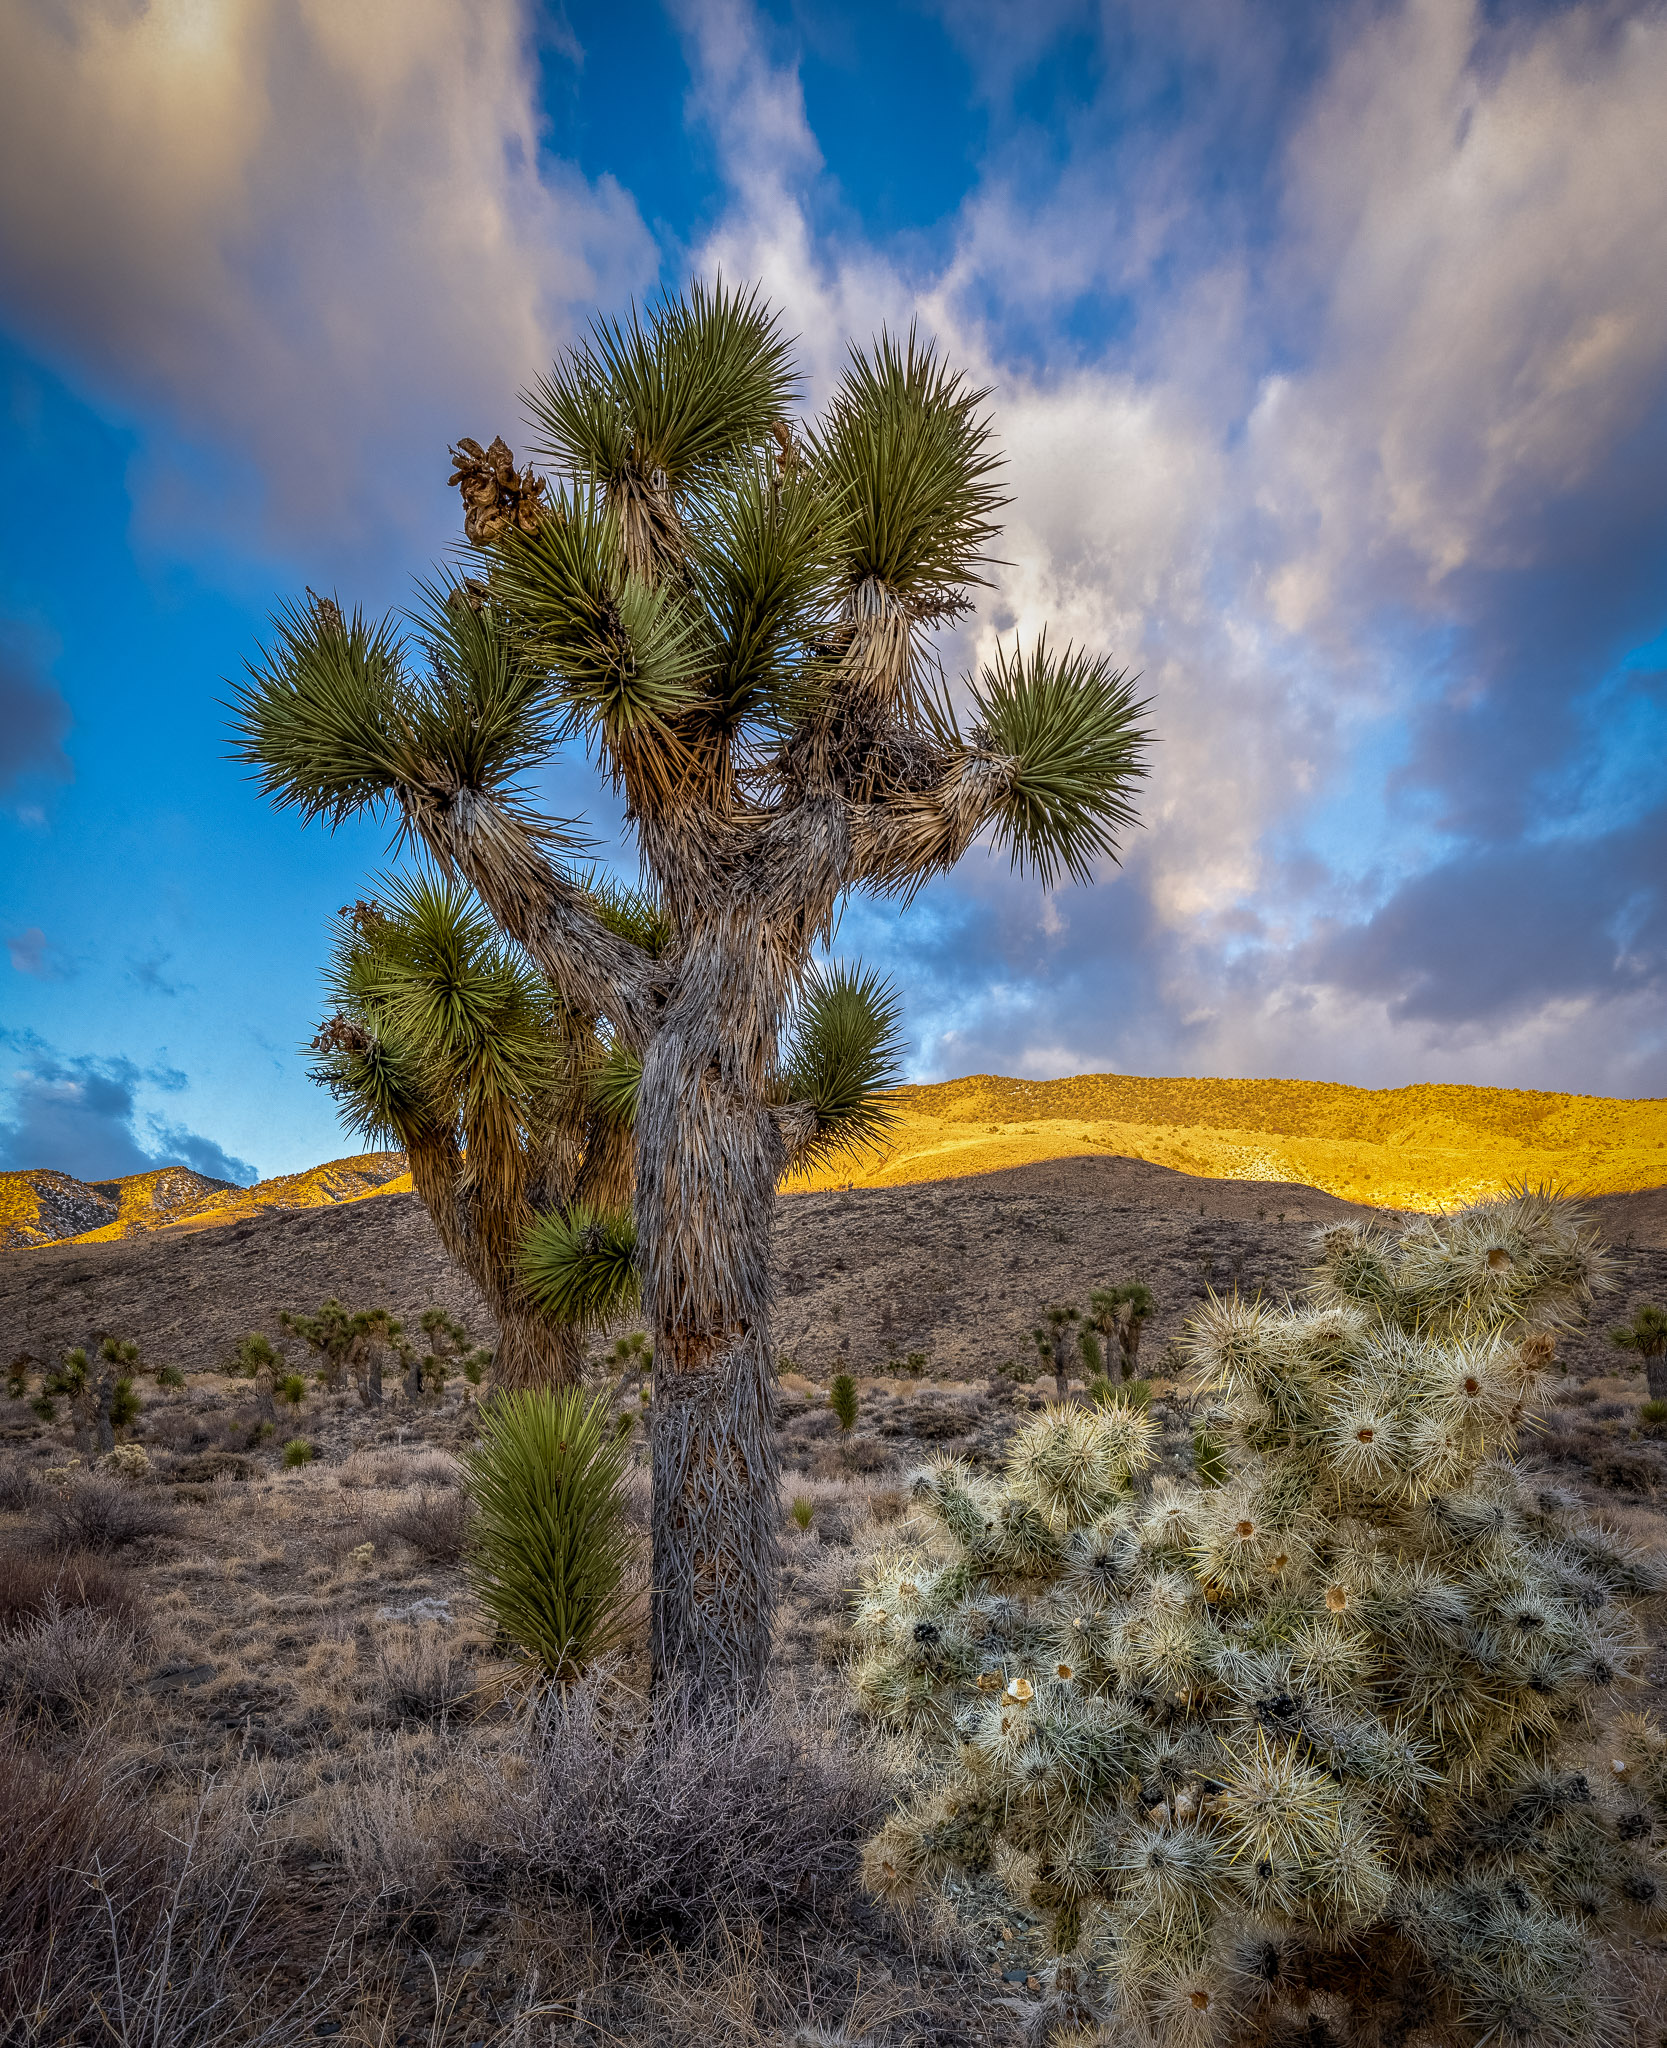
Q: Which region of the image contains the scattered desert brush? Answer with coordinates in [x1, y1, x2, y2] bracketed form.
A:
[854, 1190, 1664, 2046]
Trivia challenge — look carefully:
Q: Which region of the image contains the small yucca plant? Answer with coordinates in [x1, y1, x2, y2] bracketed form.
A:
[830, 1373, 860, 1432]
[853, 1191, 1664, 2047]
[464, 1387, 635, 1680]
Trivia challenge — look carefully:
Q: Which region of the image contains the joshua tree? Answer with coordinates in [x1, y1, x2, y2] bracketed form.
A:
[232, 1331, 284, 1423]
[1090, 1279, 1153, 1380]
[311, 881, 644, 1389]
[851, 1191, 1657, 2045]
[1613, 1302, 1667, 1403]
[234, 283, 1148, 1709]
[280, 1299, 401, 1408]
[1032, 1303, 1082, 1402]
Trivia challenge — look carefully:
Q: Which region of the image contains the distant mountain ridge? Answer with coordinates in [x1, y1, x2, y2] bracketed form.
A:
[0, 1153, 410, 1250]
[4, 1071, 1663, 1253]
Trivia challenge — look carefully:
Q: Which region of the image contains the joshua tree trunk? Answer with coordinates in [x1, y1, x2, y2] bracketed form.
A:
[1648, 1354, 1667, 1405]
[635, 924, 790, 1709]
[406, 1135, 582, 1389]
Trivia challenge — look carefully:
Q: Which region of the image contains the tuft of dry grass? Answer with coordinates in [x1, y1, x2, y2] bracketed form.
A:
[372, 1625, 477, 1726]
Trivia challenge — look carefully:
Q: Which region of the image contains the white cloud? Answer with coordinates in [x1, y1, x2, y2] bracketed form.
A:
[673, 0, 1667, 1093]
[0, 0, 656, 578]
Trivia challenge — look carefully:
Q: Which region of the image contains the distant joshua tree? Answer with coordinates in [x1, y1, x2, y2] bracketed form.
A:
[1032, 1303, 1081, 1402]
[1613, 1303, 1667, 1402]
[234, 281, 1148, 1711]
[1089, 1279, 1154, 1380]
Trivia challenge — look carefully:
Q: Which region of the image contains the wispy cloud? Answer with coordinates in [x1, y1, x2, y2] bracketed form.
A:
[5, 926, 70, 981]
[0, 622, 71, 794]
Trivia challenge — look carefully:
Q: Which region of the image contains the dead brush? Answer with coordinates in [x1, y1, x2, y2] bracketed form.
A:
[0, 1597, 140, 1728]
[372, 1626, 477, 1726]
[381, 1487, 468, 1566]
[0, 1457, 40, 1515]
[0, 1729, 330, 2046]
[0, 1547, 143, 1636]
[40, 1476, 176, 1554]
[507, 1673, 890, 1944]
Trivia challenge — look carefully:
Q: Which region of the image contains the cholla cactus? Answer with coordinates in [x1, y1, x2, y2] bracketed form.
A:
[854, 1192, 1663, 2046]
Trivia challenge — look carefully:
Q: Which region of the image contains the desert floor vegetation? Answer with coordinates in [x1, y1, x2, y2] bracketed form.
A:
[4, 1189, 1667, 2043]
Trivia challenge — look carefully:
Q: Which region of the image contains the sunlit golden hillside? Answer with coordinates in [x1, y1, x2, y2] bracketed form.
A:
[791, 1073, 1667, 1210]
[1, 1153, 411, 1249]
[6, 1078, 1663, 1248]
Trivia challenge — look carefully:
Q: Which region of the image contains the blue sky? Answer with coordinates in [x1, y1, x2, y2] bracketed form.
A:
[1, 0, 1664, 1184]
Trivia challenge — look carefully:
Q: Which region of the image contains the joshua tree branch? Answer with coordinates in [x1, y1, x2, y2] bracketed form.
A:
[401, 781, 661, 1041]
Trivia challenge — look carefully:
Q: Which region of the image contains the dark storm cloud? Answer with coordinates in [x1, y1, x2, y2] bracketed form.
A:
[1394, 411, 1667, 842]
[0, 631, 71, 791]
[0, 1036, 257, 1184]
[1311, 804, 1667, 1028]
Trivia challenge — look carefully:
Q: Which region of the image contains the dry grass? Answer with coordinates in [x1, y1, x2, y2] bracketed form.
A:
[0, 1546, 144, 1635]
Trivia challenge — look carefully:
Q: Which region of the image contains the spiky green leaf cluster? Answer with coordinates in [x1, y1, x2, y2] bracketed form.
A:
[519, 1202, 640, 1330]
[968, 635, 1149, 888]
[854, 1192, 1660, 2047]
[781, 964, 906, 1172]
[233, 284, 1151, 892]
[463, 1386, 635, 1679]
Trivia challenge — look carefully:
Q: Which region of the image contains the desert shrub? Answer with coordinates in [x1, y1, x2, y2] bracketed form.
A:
[0, 1731, 165, 2021]
[790, 1496, 815, 1531]
[1190, 1424, 1228, 1483]
[0, 1548, 142, 1636]
[509, 1676, 889, 1943]
[996, 1355, 1036, 1386]
[373, 1625, 476, 1724]
[0, 1458, 39, 1514]
[0, 1597, 140, 1726]
[5, 1356, 30, 1401]
[156, 1363, 186, 1389]
[41, 1476, 175, 1553]
[853, 1191, 1661, 2047]
[464, 1387, 633, 1678]
[383, 1486, 468, 1564]
[282, 1438, 315, 1468]
[829, 1373, 859, 1432]
[1091, 1375, 1151, 1411]
[277, 1374, 308, 1412]
[0, 1730, 287, 2044]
